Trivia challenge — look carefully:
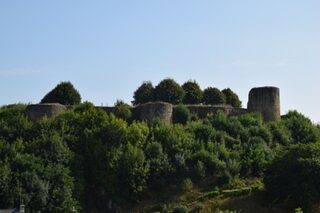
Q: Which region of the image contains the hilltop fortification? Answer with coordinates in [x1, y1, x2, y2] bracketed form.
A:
[26, 86, 281, 122]
[247, 86, 281, 121]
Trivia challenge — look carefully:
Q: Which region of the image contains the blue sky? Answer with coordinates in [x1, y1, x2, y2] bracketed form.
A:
[0, 1, 319, 121]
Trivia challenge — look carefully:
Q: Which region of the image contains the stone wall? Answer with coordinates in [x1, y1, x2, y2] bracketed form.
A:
[132, 102, 172, 124]
[26, 103, 67, 121]
[183, 105, 248, 118]
[247, 86, 280, 121]
[25, 86, 281, 123]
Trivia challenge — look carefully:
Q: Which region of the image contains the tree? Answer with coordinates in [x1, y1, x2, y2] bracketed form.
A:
[182, 80, 203, 104]
[202, 87, 226, 105]
[222, 88, 242, 107]
[264, 143, 320, 210]
[41, 81, 81, 105]
[115, 144, 149, 201]
[154, 79, 185, 104]
[132, 81, 154, 105]
[282, 110, 320, 144]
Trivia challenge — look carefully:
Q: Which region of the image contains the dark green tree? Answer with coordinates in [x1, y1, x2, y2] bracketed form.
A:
[282, 110, 320, 144]
[264, 143, 320, 209]
[154, 79, 185, 104]
[182, 80, 203, 104]
[222, 88, 242, 107]
[132, 81, 154, 105]
[41, 81, 81, 105]
[202, 87, 225, 105]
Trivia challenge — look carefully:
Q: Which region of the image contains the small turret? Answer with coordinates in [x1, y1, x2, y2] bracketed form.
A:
[247, 86, 280, 121]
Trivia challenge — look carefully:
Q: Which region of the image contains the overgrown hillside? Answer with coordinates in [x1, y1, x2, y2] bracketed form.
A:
[1, 102, 320, 212]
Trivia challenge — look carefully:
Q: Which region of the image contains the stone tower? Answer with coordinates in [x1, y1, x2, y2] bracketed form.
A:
[247, 86, 280, 121]
[26, 103, 67, 121]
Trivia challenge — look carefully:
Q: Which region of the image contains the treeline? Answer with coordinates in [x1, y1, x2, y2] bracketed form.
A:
[1, 102, 320, 212]
[133, 79, 242, 107]
[38, 80, 242, 107]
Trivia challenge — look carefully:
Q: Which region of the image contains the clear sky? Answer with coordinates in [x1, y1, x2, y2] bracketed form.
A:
[0, 1, 319, 121]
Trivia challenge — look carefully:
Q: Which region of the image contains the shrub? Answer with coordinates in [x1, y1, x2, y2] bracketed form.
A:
[202, 87, 225, 105]
[154, 78, 185, 104]
[173, 105, 191, 125]
[193, 123, 215, 142]
[182, 80, 203, 104]
[180, 178, 193, 192]
[41, 81, 81, 105]
[173, 205, 188, 213]
[114, 100, 132, 121]
[132, 81, 154, 105]
[264, 143, 320, 209]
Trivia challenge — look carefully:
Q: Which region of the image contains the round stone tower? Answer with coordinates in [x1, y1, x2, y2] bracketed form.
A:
[247, 86, 280, 121]
[26, 103, 67, 121]
[132, 102, 173, 124]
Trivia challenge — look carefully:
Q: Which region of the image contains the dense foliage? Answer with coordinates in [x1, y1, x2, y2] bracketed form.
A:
[222, 88, 242, 107]
[154, 78, 185, 104]
[1, 103, 320, 212]
[202, 87, 226, 105]
[41, 81, 81, 105]
[132, 81, 154, 105]
[182, 80, 203, 104]
[265, 143, 320, 210]
[133, 79, 242, 107]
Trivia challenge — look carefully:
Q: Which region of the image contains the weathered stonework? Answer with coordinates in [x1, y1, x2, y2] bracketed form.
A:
[26, 86, 281, 123]
[247, 86, 280, 121]
[132, 102, 172, 124]
[26, 103, 67, 121]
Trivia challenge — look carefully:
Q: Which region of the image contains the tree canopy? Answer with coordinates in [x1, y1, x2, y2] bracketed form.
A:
[222, 88, 242, 107]
[41, 81, 81, 105]
[132, 81, 154, 105]
[202, 87, 226, 105]
[182, 80, 203, 104]
[154, 78, 185, 104]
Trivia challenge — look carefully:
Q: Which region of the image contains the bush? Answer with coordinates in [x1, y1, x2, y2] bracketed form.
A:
[173, 105, 191, 125]
[264, 143, 320, 209]
[173, 205, 188, 213]
[133, 81, 154, 105]
[222, 88, 242, 107]
[182, 80, 203, 104]
[41, 81, 81, 105]
[154, 78, 185, 104]
[202, 87, 225, 105]
[180, 178, 193, 192]
[114, 100, 132, 121]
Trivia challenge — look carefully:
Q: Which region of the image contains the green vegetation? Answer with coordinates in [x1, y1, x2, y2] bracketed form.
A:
[154, 78, 185, 104]
[41, 81, 81, 105]
[182, 80, 203, 104]
[133, 78, 241, 106]
[1, 100, 320, 212]
[222, 88, 242, 107]
[203, 87, 226, 105]
[132, 81, 155, 105]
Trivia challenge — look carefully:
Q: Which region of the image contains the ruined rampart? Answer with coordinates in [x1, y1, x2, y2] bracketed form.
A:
[26, 103, 67, 121]
[25, 86, 280, 123]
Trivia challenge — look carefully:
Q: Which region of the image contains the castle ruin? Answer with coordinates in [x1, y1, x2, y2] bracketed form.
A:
[26, 86, 281, 122]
